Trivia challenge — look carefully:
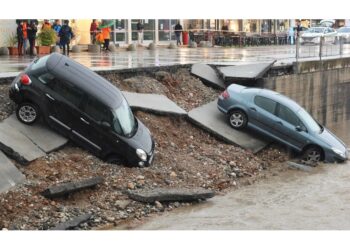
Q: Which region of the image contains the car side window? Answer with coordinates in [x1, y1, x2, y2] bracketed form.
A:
[82, 97, 112, 123]
[254, 96, 277, 114]
[276, 104, 300, 127]
[38, 72, 55, 85]
[49, 78, 84, 108]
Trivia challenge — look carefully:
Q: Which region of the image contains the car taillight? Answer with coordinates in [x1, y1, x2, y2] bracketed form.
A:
[20, 74, 31, 85]
[221, 90, 230, 99]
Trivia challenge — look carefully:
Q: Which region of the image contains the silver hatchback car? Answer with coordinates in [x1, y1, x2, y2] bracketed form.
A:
[217, 84, 348, 163]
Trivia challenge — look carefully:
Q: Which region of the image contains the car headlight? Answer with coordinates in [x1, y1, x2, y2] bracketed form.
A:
[136, 149, 147, 161]
[332, 147, 345, 158]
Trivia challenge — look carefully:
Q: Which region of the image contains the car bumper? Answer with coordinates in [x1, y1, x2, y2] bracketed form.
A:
[217, 97, 229, 114]
[324, 149, 348, 163]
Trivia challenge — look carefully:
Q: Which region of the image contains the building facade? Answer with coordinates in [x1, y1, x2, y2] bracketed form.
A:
[1, 19, 349, 47]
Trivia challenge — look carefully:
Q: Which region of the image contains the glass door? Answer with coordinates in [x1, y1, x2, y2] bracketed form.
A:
[114, 19, 128, 44]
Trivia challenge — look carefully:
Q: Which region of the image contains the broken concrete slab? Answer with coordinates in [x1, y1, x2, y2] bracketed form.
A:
[0, 151, 25, 193]
[188, 101, 271, 153]
[0, 122, 46, 165]
[287, 161, 314, 172]
[122, 91, 187, 116]
[127, 188, 215, 203]
[191, 64, 225, 90]
[5, 115, 68, 153]
[41, 176, 104, 198]
[50, 214, 92, 230]
[218, 61, 276, 81]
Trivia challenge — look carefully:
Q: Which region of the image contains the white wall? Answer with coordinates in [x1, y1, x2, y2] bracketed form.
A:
[0, 20, 17, 47]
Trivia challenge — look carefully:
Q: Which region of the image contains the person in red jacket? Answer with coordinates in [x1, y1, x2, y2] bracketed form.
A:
[90, 19, 98, 44]
[22, 21, 28, 55]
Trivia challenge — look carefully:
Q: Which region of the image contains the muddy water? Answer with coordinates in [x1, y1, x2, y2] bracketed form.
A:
[136, 69, 350, 230]
[138, 162, 350, 230]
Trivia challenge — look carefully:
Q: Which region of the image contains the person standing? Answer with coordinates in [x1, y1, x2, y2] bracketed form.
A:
[27, 20, 38, 56]
[52, 19, 62, 48]
[42, 19, 51, 30]
[174, 22, 183, 46]
[22, 21, 28, 55]
[59, 20, 74, 56]
[90, 19, 98, 44]
[136, 20, 144, 45]
[17, 21, 24, 56]
[101, 26, 111, 51]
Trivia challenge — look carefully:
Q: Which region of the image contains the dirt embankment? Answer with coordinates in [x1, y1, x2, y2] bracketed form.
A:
[0, 68, 289, 230]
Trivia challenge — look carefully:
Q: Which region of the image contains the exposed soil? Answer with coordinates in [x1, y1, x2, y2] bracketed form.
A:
[0, 68, 289, 230]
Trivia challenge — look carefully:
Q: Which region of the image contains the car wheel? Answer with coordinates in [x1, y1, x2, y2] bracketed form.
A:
[228, 110, 247, 130]
[16, 102, 40, 125]
[106, 154, 124, 165]
[302, 146, 322, 165]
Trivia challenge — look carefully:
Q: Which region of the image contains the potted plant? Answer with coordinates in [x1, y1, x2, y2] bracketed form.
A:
[7, 33, 18, 55]
[36, 28, 57, 54]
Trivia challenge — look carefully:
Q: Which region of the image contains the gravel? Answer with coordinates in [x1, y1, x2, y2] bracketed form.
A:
[0, 69, 289, 230]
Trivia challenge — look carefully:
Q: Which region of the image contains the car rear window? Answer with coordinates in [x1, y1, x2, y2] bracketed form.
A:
[31, 55, 50, 71]
[254, 96, 276, 114]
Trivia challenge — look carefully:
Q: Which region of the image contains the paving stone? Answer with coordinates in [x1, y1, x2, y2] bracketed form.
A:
[191, 64, 225, 90]
[122, 91, 187, 116]
[50, 214, 92, 230]
[0, 150, 25, 193]
[0, 122, 46, 164]
[188, 101, 270, 153]
[5, 114, 68, 153]
[218, 61, 276, 81]
[127, 187, 215, 203]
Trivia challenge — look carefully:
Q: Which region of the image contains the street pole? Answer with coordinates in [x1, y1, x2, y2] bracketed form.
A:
[319, 36, 324, 61]
[296, 36, 300, 74]
[339, 36, 344, 56]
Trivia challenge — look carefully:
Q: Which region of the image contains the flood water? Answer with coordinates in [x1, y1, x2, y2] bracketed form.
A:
[136, 69, 350, 230]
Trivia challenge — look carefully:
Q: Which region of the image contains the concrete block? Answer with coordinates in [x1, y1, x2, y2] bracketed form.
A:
[0, 151, 25, 193]
[191, 64, 225, 90]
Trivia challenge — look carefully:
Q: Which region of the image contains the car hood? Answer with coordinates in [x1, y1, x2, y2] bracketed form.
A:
[126, 118, 154, 154]
[317, 127, 347, 152]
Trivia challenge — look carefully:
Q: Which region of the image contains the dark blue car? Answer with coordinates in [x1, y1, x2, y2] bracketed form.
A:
[218, 84, 348, 163]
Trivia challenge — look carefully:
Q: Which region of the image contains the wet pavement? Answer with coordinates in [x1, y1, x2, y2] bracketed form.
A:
[1, 44, 350, 76]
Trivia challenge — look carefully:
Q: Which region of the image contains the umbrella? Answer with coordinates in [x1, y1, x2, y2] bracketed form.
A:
[98, 19, 114, 29]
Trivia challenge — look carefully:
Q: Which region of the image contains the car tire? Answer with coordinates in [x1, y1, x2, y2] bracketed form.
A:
[228, 109, 248, 130]
[16, 102, 40, 125]
[106, 154, 124, 165]
[302, 146, 323, 165]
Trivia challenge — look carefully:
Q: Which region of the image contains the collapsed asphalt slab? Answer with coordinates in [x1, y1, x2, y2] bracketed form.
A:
[0, 151, 25, 193]
[218, 61, 276, 82]
[188, 101, 271, 153]
[5, 115, 68, 153]
[0, 115, 68, 164]
[122, 91, 187, 116]
[191, 64, 226, 90]
[127, 188, 215, 203]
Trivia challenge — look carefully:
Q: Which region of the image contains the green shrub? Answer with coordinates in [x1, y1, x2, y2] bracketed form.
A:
[37, 28, 57, 46]
[7, 32, 17, 47]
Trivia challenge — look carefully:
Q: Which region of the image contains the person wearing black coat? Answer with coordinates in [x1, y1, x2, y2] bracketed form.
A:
[59, 20, 74, 56]
[16, 21, 24, 56]
[27, 21, 37, 56]
[174, 22, 183, 45]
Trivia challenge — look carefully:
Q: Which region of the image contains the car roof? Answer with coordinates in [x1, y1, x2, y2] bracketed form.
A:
[257, 88, 302, 112]
[46, 53, 123, 109]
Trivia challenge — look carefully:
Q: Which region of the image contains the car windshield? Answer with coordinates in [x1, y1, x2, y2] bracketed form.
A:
[112, 99, 136, 137]
[305, 27, 325, 33]
[298, 109, 322, 133]
[338, 27, 350, 33]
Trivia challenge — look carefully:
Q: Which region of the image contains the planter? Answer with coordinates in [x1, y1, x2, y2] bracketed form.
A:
[88, 44, 100, 53]
[8, 47, 18, 56]
[36, 46, 50, 55]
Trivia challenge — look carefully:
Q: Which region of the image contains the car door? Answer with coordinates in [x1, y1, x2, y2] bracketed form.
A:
[249, 95, 278, 136]
[45, 77, 84, 136]
[273, 103, 308, 150]
[73, 96, 116, 155]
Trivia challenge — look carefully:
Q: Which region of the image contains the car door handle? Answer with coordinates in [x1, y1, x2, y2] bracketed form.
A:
[80, 117, 90, 125]
[275, 120, 283, 126]
[250, 107, 256, 111]
[46, 93, 55, 101]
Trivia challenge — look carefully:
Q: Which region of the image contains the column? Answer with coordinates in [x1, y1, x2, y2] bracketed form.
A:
[154, 19, 159, 44]
[127, 19, 132, 44]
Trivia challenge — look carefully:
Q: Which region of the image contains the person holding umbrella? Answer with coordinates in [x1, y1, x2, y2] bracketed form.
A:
[100, 20, 113, 51]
